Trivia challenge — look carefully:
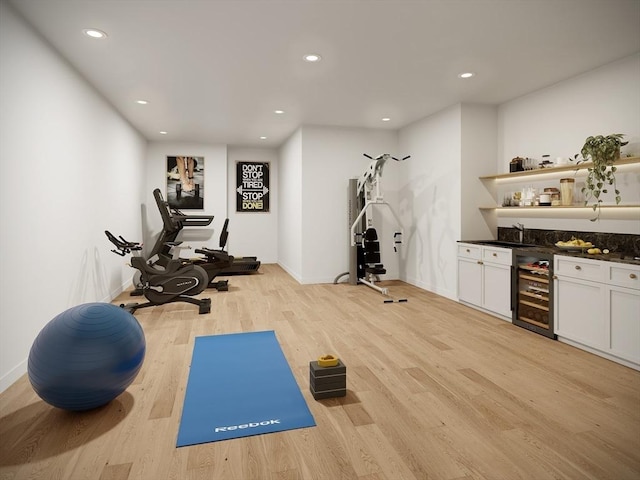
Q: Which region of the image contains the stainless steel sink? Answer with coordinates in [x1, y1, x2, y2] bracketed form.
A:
[480, 240, 538, 248]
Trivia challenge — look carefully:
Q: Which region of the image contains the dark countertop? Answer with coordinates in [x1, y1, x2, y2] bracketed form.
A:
[458, 240, 640, 266]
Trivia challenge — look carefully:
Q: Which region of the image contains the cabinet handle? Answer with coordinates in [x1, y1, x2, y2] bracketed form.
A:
[492, 253, 497, 257]
[574, 265, 582, 270]
[631, 273, 638, 279]
[477, 261, 483, 265]
[466, 249, 470, 253]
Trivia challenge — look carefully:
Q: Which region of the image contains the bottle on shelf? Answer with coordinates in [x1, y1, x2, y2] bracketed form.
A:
[560, 178, 575, 206]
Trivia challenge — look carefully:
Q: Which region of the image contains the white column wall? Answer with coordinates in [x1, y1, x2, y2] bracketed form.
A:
[460, 103, 499, 241]
[0, 2, 147, 392]
[397, 105, 462, 299]
[277, 129, 303, 281]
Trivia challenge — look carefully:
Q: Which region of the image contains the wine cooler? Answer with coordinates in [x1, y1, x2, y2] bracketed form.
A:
[512, 249, 556, 339]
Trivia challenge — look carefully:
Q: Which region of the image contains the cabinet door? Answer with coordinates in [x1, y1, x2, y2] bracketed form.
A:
[458, 258, 482, 307]
[608, 286, 640, 364]
[483, 263, 512, 318]
[555, 276, 606, 348]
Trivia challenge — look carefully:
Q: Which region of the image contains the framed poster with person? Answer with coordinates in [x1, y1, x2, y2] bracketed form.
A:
[166, 155, 204, 209]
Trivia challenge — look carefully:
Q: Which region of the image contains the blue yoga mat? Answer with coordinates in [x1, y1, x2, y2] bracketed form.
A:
[176, 330, 316, 447]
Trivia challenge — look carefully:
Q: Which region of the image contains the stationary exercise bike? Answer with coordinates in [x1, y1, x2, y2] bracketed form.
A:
[105, 230, 211, 314]
[150, 188, 233, 290]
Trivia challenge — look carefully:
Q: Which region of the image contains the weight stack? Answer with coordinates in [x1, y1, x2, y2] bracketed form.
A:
[309, 359, 347, 400]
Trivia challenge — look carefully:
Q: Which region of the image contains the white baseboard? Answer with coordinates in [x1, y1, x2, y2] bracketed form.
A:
[402, 275, 456, 301]
[557, 336, 640, 371]
[0, 358, 27, 394]
[277, 262, 302, 284]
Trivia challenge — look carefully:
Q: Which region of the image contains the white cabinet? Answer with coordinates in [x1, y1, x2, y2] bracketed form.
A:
[609, 286, 640, 363]
[483, 263, 511, 317]
[554, 255, 640, 369]
[457, 245, 482, 306]
[554, 275, 606, 348]
[457, 243, 512, 320]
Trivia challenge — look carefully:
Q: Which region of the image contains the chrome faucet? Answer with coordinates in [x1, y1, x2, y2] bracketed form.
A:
[513, 223, 525, 243]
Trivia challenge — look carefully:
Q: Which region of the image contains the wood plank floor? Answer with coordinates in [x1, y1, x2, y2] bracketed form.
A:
[1, 264, 639, 480]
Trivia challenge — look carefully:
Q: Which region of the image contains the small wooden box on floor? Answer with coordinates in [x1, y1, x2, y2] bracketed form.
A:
[309, 359, 347, 400]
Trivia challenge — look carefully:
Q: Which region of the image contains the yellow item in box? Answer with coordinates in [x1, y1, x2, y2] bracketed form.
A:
[318, 354, 339, 367]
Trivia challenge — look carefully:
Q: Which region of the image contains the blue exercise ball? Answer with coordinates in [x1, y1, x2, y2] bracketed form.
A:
[28, 303, 146, 411]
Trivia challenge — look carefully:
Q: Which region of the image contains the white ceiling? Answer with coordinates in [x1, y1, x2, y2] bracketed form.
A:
[8, 0, 640, 148]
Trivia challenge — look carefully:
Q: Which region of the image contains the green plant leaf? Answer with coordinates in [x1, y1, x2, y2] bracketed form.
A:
[578, 133, 626, 221]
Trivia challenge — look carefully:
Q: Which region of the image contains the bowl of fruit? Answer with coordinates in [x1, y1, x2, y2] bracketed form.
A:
[555, 237, 594, 252]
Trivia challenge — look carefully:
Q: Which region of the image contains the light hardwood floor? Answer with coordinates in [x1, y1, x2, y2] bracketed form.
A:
[1, 264, 639, 480]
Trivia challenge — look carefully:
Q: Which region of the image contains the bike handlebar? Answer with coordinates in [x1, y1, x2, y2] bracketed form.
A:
[105, 230, 142, 256]
[363, 153, 410, 162]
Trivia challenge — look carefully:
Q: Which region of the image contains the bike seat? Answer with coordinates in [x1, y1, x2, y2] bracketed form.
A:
[195, 247, 233, 264]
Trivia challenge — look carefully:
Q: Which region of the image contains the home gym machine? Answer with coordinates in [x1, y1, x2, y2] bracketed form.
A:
[152, 188, 260, 278]
[105, 230, 211, 314]
[150, 188, 233, 290]
[336, 153, 409, 302]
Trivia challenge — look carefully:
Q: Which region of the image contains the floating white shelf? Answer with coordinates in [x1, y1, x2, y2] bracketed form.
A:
[479, 156, 639, 181]
[480, 205, 640, 210]
[478, 157, 640, 220]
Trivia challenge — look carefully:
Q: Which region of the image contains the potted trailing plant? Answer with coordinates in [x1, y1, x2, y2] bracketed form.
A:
[573, 133, 628, 221]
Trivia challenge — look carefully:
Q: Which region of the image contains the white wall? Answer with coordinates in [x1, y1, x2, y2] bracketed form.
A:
[278, 129, 303, 281]
[300, 126, 398, 284]
[144, 142, 227, 255]
[227, 147, 279, 262]
[397, 105, 462, 299]
[498, 54, 640, 167]
[0, 1, 147, 392]
[497, 53, 640, 234]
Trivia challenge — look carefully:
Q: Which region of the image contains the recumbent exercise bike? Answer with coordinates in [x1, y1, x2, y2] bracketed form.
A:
[150, 188, 234, 290]
[105, 230, 211, 314]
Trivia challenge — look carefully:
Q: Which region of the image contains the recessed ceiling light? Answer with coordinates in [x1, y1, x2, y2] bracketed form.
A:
[159, 131, 167, 135]
[83, 29, 107, 39]
[458, 72, 475, 78]
[381, 117, 391, 122]
[274, 110, 285, 114]
[259, 136, 267, 140]
[136, 100, 149, 105]
[303, 54, 321, 62]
